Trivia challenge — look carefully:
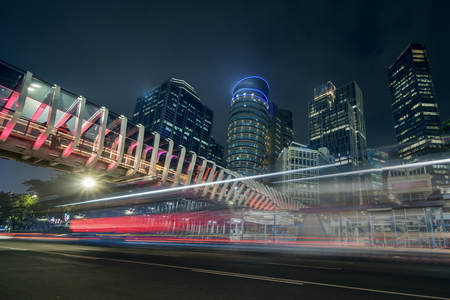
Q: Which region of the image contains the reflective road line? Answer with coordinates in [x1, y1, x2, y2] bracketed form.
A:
[265, 262, 341, 270]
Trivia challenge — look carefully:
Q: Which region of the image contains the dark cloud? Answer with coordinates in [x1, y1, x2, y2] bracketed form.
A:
[1, 0, 449, 193]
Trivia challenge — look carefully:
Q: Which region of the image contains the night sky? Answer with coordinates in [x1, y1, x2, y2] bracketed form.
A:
[1, 0, 449, 193]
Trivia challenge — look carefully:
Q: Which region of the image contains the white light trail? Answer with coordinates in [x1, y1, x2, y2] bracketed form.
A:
[55, 164, 337, 207]
[272, 157, 450, 184]
[55, 157, 450, 208]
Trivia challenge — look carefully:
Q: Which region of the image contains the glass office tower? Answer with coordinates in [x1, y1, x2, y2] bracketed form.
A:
[335, 82, 369, 169]
[309, 82, 358, 171]
[282, 109, 294, 147]
[367, 149, 389, 203]
[388, 43, 442, 162]
[308, 81, 371, 204]
[226, 76, 270, 176]
[208, 136, 224, 166]
[133, 78, 215, 159]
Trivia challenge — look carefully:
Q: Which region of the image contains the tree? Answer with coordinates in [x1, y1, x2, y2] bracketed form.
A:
[0, 192, 38, 230]
[22, 173, 81, 199]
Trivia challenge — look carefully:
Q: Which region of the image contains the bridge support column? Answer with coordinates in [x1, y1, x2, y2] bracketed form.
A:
[61, 96, 86, 159]
[161, 139, 174, 183]
[184, 151, 197, 187]
[107, 115, 128, 172]
[0, 71, 32, 142]
[201, 162, 217, 196]
[125, 124, 145, 177]
[32, 85, 60, 151]
[209, 168, 225, 200]
[232, 183, 247, 204]
[248, 194, 262, 207]
[86, 107, 109, 168]
[148, 132, 160, 176]
[218, 172, 233, 202]
[254, 197, 266, 209]
[240, 190, 255, 206]
[194, 157, 207, 192]
[171, 146, 186, 187]
[225, 173, 240, 203]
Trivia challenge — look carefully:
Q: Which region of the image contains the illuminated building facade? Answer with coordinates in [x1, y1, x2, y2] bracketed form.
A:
[308, 81, 371, 204]
[226, 76, 270, 176]
[275, 142, 342, 206]
[308, 82, 358, 171]
[133, 78, 217, 159]
[388, 43, 443, 162]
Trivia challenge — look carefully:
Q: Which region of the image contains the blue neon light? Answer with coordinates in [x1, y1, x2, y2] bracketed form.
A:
[233, 88, 268, 101]
[233, 76, 270, 91]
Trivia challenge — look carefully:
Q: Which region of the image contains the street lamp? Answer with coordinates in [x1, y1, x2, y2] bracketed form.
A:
[82, 178, 95, 188]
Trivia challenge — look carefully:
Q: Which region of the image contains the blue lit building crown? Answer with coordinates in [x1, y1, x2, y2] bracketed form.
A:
[231, 76, 269, 104]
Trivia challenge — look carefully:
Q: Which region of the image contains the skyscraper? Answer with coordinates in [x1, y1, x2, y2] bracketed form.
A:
[226, 76, 270, 176]
[133, 78, 216, 159]
[281, 109, 294, 147]
[388, 43, 443, 162]
[308, 81, 371, 204]
[208, 136, 224, 166]
[267, 102, 294, 172]
[309, 82, 358, 171]
[335, 82, 369, 169]
[367, 149, 389, 203]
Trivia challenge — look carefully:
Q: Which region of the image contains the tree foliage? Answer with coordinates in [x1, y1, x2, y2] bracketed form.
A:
[22, 173, 81, 199]
[0, 191, 38, 229]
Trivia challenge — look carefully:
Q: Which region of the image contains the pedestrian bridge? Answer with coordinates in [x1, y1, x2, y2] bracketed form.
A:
[0, 60, 302, 211]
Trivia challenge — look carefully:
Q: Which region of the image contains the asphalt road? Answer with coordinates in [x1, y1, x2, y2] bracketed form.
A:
[1, 240, 450, 300]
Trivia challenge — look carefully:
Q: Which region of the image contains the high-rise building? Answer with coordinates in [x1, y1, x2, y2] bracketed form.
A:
[308, 81, 371, 204]
[309, 81, 358, 171]
[267, 102, 293, 172]
[388, 43, 443, 162]
[335, 82, 369, 168]
[208, 136, 224, 166]
[367, 149, 389, 203]
[133, 78, 215, 159]
[226, 76, 270, 176]
[281, 109, 294, 147]
[274, 142, 342, 206]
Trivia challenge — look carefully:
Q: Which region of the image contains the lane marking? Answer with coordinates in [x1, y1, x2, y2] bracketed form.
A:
[297, 280, 450, 300]
[295, 258, 355, 264]
[191, 269, 303, 285]
[266, 262, 341, 270]
[5, 246, 450, 300]
[145, 253, 181, 257]
[189, 252, 224, 255]
[60, 253, 99, 260]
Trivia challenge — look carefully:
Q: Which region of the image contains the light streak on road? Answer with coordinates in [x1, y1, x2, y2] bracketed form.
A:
[272, 157, 450, 184]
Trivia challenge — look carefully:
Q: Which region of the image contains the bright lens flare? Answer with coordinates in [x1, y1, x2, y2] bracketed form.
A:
[82, 178, 95, 188]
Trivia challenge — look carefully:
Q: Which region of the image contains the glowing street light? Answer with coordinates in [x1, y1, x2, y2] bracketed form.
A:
[82, 178, 95, 188]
